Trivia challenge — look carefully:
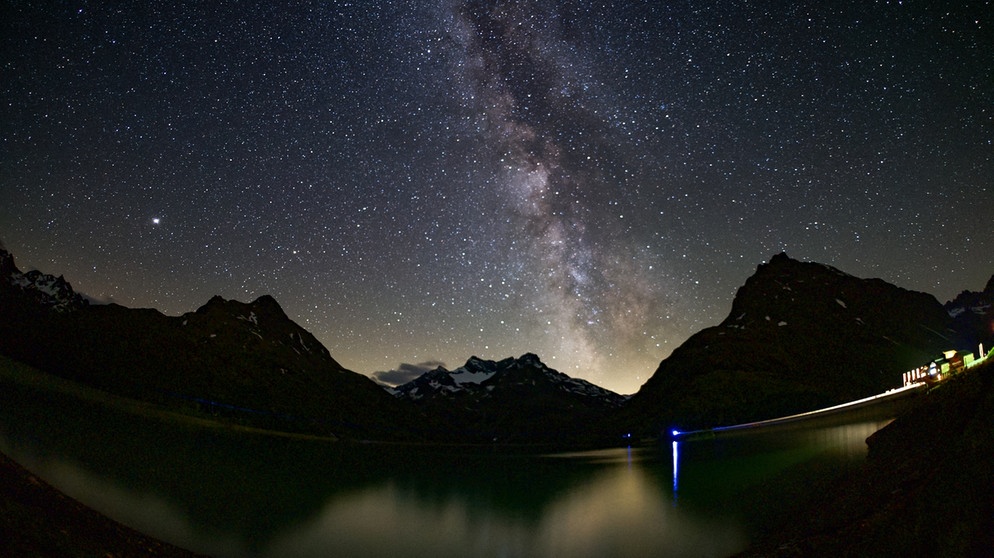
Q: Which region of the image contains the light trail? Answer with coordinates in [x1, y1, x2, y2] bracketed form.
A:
[671, 382, 926, 439]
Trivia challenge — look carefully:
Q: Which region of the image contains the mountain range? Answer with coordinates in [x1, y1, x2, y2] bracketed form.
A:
[1, 246, 991, 444]
[388, 353, 627, 444]
[0, 247, 411, 440]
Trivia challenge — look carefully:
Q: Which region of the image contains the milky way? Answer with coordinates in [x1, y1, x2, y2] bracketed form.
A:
[445, 1, 682, 385]
[1, 1, 991, 393]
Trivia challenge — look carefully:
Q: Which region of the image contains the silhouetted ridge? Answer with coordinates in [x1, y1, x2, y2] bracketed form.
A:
[391, 353, 626, 444]
[0, 247, 410, 440]
[625, 253, 955, 433]
[0, 247, 15, 277]
[0, 247, 87, 312]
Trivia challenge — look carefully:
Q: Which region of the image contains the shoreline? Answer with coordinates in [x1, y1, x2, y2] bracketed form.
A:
[0, 354, 340, 444]
[0, 354, 629, 453]
[0, 450, 208, 558]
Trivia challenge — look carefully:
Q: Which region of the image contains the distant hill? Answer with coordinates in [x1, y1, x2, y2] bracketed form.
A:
[624, 253, 958, 434]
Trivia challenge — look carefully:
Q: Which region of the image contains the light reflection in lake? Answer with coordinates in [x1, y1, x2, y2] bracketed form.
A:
[530, 460, 744, 558]
[669, 416, 896, 504]
[266, 460, 745, 558]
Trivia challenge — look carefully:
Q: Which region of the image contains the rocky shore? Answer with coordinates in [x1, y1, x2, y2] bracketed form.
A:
[738, 359, 994, 557]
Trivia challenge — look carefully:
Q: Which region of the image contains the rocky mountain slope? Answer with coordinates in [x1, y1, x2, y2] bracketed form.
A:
[391, 353, 626, 444]
[392, 354, 625, 404]
[624, 253, 958, 434]
[944, 273, 994, 353]
[0, 248, 410, 440]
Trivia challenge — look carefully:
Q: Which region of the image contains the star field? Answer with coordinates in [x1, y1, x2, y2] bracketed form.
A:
[2, 1, 991, 394]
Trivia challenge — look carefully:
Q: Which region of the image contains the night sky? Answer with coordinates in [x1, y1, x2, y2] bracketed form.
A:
[2, 2, 991, 394]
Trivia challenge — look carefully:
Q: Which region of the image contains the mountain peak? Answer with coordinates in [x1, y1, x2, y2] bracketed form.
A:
[0, 247, 87, 312]
[197, 294, 286, 319]
[517, 352, 545, 367]
[248, 294, 290, 321]
[0, 247, 16, 277]
[252, 294, 282, 308]
[768, 251, 793, 265]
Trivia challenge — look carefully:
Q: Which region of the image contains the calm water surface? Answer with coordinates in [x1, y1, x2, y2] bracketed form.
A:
[0, 376, 902, 557]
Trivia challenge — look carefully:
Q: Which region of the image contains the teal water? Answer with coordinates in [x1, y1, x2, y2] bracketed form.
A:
[0, 374, 901, 557]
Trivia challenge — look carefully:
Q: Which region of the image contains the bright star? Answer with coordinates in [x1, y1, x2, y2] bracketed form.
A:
[152, 218, 161, 225]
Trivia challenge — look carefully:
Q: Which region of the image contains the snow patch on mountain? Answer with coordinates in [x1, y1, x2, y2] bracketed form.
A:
[448, 356, 500, 385]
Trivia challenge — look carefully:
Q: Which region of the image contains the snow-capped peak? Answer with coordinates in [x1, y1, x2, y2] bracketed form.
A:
[1, 248, 87, 312]
[390, 353, 627, 407]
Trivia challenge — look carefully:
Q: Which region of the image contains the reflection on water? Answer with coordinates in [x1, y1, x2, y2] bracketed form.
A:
[266, 464, 744, 558]
[670, 416, 895, 498]
[2, 441, 746, 558]
[531, 462, 744, 558]
[672, 441, 680, 496]
[0, 374, 907, 558]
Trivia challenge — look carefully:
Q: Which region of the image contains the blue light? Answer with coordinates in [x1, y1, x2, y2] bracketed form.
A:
[671, 440, 680, 496]
[671, 429, 681, 437]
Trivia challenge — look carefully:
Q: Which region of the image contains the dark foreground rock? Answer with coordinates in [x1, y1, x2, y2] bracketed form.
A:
[738, 360, 994, 557]
[0, 452, 206, 558]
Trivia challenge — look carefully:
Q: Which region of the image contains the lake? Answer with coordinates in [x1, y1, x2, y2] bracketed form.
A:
[0, 370, 908, 557]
